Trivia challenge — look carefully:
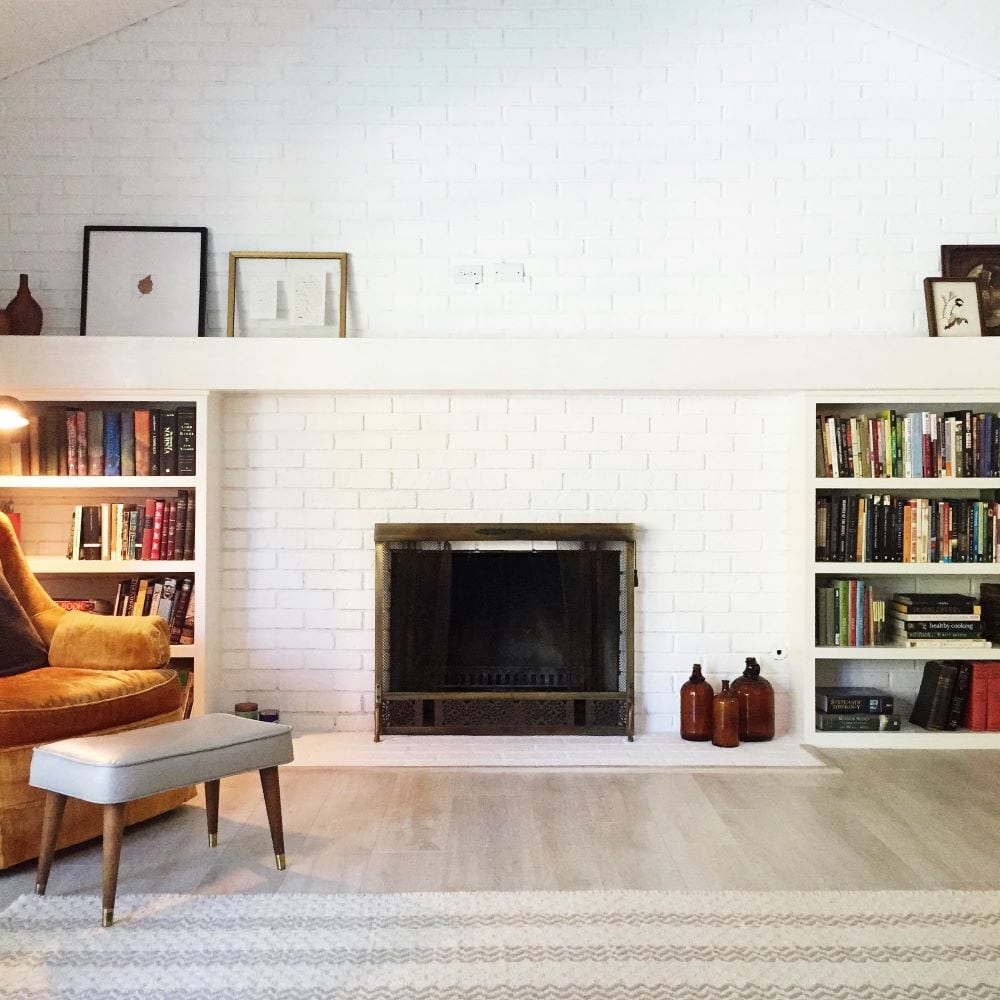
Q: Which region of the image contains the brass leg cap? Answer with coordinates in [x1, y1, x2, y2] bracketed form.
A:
[34, 883, 46, 896]
[208, 833, 218, 848]
[275, 853, 286, 871]
[101, 908, 114, 928]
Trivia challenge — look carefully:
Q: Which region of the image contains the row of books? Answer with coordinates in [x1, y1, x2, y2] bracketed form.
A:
[817, 410, 1000, 479]
[816, 588, 991, 649]
[0, 406, 195, 477]
[56, 576, 194, 645]
[67, 492, 195, 561]
[816, 494, 1000, 563]
[815, 579, 886, 647]
[815, 687, 899, 731]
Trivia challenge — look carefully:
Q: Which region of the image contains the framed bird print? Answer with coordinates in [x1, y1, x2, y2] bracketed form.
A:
[941, 245, 1000, 335]
[924, 277, 986, 337]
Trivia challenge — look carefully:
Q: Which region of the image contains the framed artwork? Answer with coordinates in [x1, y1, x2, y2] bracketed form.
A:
[941, 244, 1000, 334]
[924, 277, 986, 338]
[80, 226, 208, 337]
[226, 251, 348, 338]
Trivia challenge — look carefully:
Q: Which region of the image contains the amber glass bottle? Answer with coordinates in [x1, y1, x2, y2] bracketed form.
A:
[679, 663, 713, 741]
[731, 656, 775, 742]
[711, 679, 740, 748]
[5, 274, 42, 336]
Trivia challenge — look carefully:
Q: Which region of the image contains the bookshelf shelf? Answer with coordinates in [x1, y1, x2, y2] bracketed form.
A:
[814, 562, 1000, 575]
[0, 475, 197, 490]
[815, 477, 1000, 491]
[2, 391, 216, 717]
[806, 393, 1000, 749]
[815, 645, 997, 660]
[28, 557, 196, 575]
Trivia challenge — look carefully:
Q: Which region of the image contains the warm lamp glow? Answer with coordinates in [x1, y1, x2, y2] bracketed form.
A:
[0, 396, 29, 431]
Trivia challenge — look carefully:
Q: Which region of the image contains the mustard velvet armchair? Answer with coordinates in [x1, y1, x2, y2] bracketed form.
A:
[0, 512, 193, 870]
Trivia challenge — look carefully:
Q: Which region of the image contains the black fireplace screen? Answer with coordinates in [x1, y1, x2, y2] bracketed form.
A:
[387, 549, 622, 693]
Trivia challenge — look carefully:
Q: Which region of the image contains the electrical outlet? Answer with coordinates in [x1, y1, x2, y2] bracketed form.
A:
[454, 265, 483, 285]
[773, 647, 788, 661]
[493, 262, 525, 283]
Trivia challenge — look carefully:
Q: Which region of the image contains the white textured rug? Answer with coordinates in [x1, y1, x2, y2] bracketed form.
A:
[289, 732, 825, 768]
[3, 890, 999, 999]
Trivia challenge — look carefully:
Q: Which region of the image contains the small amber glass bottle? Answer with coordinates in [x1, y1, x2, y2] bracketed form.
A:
[712, 679, 740, 748]
[680, 663, 714, 741]
[731, 656, 775, 742]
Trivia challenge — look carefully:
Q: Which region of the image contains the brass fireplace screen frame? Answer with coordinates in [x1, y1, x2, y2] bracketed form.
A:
[374, 523, 637, 740]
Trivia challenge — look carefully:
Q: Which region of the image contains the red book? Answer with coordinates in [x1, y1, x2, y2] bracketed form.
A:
[140, 498, 156, 560]
[964, 662, 1000, 731]
[150, 499, 165, 560]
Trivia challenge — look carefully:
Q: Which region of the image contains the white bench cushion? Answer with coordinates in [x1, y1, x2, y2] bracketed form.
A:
[29, 713, 293, 805]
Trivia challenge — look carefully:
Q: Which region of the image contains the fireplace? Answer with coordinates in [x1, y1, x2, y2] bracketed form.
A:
[374, 523, 636, 739]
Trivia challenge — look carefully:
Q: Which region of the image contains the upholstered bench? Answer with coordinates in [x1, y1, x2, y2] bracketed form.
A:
[29, 713, 294, 926]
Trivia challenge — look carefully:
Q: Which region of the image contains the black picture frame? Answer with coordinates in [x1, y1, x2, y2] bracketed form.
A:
[941, 244, 1000, 335]
[80, 225, 208, 337]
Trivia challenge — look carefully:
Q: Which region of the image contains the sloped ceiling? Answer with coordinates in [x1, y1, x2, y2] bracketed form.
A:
[0, 0, 999, 82]
[0, 0, 185, 80]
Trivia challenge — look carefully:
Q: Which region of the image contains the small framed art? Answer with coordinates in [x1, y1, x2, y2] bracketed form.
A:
[941, 244, 1000, 334]
[226, 251, 348, 338]
[924, 277, 986, 338]
[80, 226, 208, 336]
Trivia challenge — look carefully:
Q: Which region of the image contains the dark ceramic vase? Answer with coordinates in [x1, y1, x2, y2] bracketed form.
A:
[5, 274, 43, 336]
[0, 309, 10, 337]
[680, 663, 714, 741]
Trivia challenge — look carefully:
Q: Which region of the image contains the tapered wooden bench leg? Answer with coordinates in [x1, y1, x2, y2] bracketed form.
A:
[258, 766, 286, 870]
[204, 779, 220, 847]
[102, 803, 127, 927]
[35, 791, 68, 896]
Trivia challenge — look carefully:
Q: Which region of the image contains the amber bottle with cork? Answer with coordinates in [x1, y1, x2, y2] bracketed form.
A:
[731, 656, 775, 742]
[711, 679, 740, 748]
[679, 663, 713, 741]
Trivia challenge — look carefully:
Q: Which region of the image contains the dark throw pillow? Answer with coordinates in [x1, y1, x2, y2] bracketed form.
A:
[0, 570, 48, 677]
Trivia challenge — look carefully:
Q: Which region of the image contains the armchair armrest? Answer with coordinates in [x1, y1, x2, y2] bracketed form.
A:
[47, 611, 171, 671]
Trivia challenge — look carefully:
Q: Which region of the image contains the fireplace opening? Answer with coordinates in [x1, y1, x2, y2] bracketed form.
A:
[375, 523, 636, 739]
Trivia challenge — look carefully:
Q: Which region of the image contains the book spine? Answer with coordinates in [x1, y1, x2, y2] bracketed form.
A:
[160, 408, 177, 476]
[176, 405, 196, 476]
[946, 661, 973, 731]
[182, 493, 195, 560]
[150, 409, 161, 476]
[816, 694, 894, 714]
[164, 499, 177, 560]
[80, 505, 102, 560]
[103, 409, 121, 477]
[169, 577, 194, 644]
[85, 410, 103, 476]
[140, 498, 156, 560]
[150, 498, 165, 560]
[134, 409, 150, 476]
[66, 409, 79, 476]
[120, 410, 136, 477]
[815, 712, 901, 732]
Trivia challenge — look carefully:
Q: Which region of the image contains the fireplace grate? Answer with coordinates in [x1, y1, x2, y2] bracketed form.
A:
[448, 668, 567, 690]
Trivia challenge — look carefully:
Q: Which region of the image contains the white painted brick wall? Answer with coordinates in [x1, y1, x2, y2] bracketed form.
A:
[1, 0, 998, 337]
[221, 391, 792, 734]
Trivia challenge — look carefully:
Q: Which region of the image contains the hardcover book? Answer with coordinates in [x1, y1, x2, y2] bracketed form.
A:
[964, 661, 1000, 731]
[86, 410, 103, 476]
[815, 712, 901, 732]
[120, 411, 136, 477]
[134, 409, 151, 476]
[176, 405, 196, 476]
[150, 409, 161, 476]
[909, 660, 959, 730]
[102, 410, 122, 477]
[815, 687, 894, 714]
[159, 408, 177, 476]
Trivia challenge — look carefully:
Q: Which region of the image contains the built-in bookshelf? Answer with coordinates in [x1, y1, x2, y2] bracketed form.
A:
[0, 391, 215, 716]
[806, 394, 1000, 748]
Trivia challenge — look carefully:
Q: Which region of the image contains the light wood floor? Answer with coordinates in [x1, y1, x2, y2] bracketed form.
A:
[3, 749, 1000, 909]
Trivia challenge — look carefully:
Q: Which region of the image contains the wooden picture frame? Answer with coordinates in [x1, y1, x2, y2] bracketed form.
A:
[924, 277, 987, 338]
[226, 251, 348, 338]
[80, 226, 207, 337]
[941, 244, 1000, 335]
